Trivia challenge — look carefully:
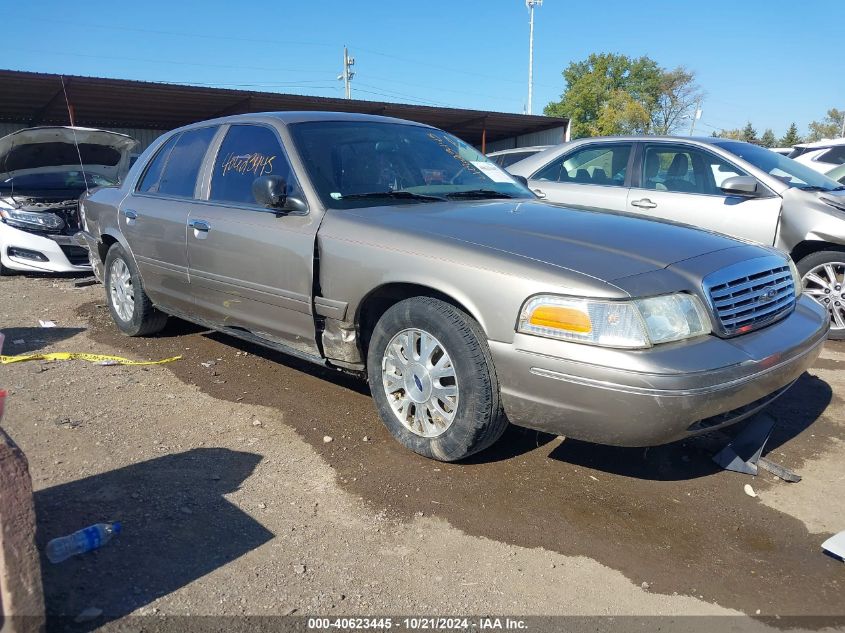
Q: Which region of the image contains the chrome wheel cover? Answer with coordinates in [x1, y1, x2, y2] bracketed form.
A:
[381, 328, 459, 438]
[108, 258, 135, 323]
[803, 262, 845, 331]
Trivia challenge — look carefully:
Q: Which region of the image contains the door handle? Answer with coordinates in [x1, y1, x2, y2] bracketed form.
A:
[122, 208, 138, 220]
[630, 198, 657, 209]
[532, 188, 547, 199]
[188, 219, 211, 232]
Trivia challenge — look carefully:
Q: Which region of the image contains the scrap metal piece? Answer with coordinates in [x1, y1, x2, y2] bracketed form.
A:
[822, 531, 845, 562]
[712, 413, 775, 476]
[758, 457, 802, 483]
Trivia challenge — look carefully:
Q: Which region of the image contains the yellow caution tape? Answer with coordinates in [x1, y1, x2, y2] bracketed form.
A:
[0, 352, 182, 366]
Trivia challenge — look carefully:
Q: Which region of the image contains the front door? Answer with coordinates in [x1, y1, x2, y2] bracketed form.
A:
[120, 126, 218, 313]
[527, 142, 633, 212]
[626, 143, 781, 245]
[186, 123, 320, 356]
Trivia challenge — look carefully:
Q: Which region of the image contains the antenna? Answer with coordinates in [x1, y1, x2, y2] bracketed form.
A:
[526, 0, 543, 115]
[61, 75, 89, 196]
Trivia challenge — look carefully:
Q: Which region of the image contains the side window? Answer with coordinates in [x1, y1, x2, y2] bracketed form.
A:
[210, 125, 296, 205]
[534, 144, 631, 186]
[820, 146, 845, 165]
[138, 134, 179, 193]
[156, 126, 218, 198]
[643, 145, 747, 195]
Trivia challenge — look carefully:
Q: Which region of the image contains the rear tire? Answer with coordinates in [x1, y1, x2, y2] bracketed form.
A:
[104, 243, 167, 337]
[367, 296, 508, 462]
[797, 250, 845, 341]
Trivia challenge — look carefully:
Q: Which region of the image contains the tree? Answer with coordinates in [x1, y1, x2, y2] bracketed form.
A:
[807, 108, 844, 142]
[742, 122, 758, 143]
[649, 67, 704, 135]
[715, 128, 744, 140]
[780, 122, 802, 147]
[544, 52, 663, 138]
[760, 129, 777, 148]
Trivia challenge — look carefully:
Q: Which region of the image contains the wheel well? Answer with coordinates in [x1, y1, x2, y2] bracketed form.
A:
[790, 240, 845, 264]
[98, 234, 118, 264]
[357, 283, 474, 353]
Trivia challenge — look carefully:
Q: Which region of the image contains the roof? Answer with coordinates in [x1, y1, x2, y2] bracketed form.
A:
[0, 69, 568, 147]
[793, 138, 845, 149]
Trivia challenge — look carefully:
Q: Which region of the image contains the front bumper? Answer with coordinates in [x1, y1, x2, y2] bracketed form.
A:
[0, 222, 91, 273]
[491, 296, 829, 446]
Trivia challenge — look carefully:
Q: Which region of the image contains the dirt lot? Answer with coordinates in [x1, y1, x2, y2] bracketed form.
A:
[1, 273, 844, 629]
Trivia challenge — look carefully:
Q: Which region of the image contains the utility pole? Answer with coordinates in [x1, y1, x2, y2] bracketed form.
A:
[689, 98, 702, 136]
[526, 0, 542, 115]
[338, 46, 355, 99]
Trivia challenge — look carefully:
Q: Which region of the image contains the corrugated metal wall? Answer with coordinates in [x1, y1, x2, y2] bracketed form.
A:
[0, 123, 168, 153]
[2, 121, 565, 155]
[485, 125, 569, 152]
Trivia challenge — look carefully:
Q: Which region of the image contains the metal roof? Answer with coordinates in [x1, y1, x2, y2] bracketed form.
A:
[0, 69, 568, 147]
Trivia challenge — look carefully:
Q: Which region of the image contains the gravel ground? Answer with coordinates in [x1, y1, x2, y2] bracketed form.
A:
[1, 273, 843, 630]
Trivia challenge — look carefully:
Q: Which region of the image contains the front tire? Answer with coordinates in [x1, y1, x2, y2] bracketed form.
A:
[103, 243, 167, 337]
[797, 250, 845, 340]
[367, 296, 508, 461]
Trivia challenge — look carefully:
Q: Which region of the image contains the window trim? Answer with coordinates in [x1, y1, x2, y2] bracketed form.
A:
[135, 132, 180, 195]
[529, 142, 636, 189]
[199, 122, 309, 215]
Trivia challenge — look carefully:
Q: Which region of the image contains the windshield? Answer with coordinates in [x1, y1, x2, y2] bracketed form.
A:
[0, 171, 116, 196]
[288, 121, 535, 209]
[714, 141, 844, 191]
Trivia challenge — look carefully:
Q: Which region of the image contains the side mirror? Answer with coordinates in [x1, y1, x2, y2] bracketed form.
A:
[720, 176, 759, 197]
[252, 175, 287, 209]
[251, 175, 308, 213]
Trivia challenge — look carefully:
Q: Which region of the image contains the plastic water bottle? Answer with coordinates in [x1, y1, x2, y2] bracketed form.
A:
[45, 522, 121, 564]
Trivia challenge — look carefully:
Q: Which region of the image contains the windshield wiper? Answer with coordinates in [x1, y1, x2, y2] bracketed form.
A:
[798, 185, 841, 192]
[444, 189, 516, 199]
[339, 191, 445, 202]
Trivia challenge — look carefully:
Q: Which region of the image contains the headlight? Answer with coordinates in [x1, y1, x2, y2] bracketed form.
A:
[518, 293, 711, 349]
[788, 258, 802, 297]
[0, 208, 65, 232]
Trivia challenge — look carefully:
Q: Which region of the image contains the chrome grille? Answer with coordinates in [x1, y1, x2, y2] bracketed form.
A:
[704, 256, 796, 336]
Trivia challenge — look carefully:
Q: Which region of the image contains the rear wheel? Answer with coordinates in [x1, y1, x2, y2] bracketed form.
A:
[104, 243, 167, 337]
[367, 296, 508, 461]
[797, 250, 845, 340]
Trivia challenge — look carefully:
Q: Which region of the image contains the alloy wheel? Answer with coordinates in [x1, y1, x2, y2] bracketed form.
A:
[803, 262, 845, 331]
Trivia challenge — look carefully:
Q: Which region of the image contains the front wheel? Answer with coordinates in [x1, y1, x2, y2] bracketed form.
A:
[103, 243, 167, 337]
[797, 250, 845, 340]
[367, 296, 508, 461]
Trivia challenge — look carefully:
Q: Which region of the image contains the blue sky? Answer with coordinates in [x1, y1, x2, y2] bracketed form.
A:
[2, 0, 842, 138]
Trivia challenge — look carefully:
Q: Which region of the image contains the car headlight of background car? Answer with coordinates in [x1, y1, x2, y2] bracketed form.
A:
[518, 293, 711, 349]
[0, 208, 65, 232]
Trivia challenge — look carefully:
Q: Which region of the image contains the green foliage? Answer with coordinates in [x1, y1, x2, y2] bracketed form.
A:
[714, 128, 744, 140]
[807, 108, 844, 142]
[544, 53, 680, 138]
[780, 123, 802, 147]
[760, 129, 777, 148]
[741, 122, 757, 142]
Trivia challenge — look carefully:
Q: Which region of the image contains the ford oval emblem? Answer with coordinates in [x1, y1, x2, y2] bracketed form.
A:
[758, 287, 779, 303]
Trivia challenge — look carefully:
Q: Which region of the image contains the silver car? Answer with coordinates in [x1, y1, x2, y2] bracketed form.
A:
[508, 137, 845, 338]
[77, 113, 828, 461]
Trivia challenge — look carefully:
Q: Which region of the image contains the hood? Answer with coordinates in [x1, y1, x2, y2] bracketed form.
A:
[0, 126, 138, 183]
[343, 200, 745, 282]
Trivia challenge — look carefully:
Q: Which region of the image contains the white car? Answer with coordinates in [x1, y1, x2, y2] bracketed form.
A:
[0, 127, 137, 275]
[487, 145, 552, 169]
[788, 138, 845, 174]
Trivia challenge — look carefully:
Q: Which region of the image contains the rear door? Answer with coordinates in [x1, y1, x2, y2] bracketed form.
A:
[186, 123, 320, 356]
[526, 142, 633, 211]
[626, 142, 780, 245]
[119, 126, 218, 312]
